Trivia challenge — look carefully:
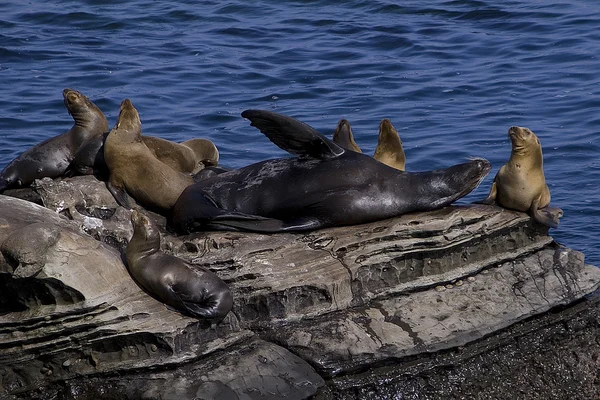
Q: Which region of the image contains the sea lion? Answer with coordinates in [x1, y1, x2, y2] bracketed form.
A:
[374, 119, 406, 171]
[478, 126, 561, 228]
[172, 110, 491, 233]
[67, 134, 220, 178]
[332, 119, 362, 153]
[181, 138, 220, 168]
[103, 99, 194, 212]
[0, 89, 108, 192]
[126, 210, 233, 321]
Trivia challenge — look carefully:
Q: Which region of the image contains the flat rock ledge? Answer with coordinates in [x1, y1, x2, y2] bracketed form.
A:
[0, 176, 599, 399]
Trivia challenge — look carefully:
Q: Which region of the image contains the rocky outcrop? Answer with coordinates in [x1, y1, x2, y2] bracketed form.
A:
[0, 176, 598, 399]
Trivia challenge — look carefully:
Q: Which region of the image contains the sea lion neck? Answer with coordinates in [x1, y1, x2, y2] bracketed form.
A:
[128, 217, 161, 261]
[112, 100, 142, 143]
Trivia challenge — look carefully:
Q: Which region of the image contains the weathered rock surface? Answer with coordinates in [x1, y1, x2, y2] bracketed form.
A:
[0, 175, 598, 399]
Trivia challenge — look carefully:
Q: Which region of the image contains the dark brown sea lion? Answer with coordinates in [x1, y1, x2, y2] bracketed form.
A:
[126, 210, 233, 321]
[478, 126, 561, 228]
[374, 119, 406, 171]
[332, 119, 362, 153]
[0, 89, 108, 192]
[103, 99, 194, 212]
[172, 110, 491, 233]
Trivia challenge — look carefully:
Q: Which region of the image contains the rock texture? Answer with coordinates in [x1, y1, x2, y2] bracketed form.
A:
[0, 175, 598, 399]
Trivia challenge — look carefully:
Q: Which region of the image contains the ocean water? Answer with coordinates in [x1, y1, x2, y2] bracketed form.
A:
[0, 0, 598, 265]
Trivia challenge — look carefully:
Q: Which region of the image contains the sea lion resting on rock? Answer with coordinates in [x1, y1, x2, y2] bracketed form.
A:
[68, 132, 219, 178]
[478, 126, 562, 228]
[103, 99, 195, 212]
[0, 89, 108, 192]
[126, 210, 233, 321]
[172, 110, 491, 233]
[332, 118, 406, 170]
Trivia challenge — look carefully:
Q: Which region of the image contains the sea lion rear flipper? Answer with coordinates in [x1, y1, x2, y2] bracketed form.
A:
[530, 197, 561, 228]
[107, 181, 135, 209]
[475, 181, 497, 205]
[241, 109, 344, 160]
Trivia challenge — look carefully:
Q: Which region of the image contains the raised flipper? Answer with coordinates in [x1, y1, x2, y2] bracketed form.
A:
[530, 198, 562, 228]
[107, 181, 135, 209]
[475, 180, 497, 205]
[241, 109, 344, 160]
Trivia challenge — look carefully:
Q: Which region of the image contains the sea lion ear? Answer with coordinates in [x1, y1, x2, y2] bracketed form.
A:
[241, 109, 344, 160]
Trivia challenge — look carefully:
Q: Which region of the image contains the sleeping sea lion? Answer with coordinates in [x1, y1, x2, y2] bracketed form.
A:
[0, 89, 108, 192]
[374, 119, 406, 171]
[103, 99, 194, 212]
[67, 134, 220, 178]
[478, 126, 561, 228]
[126, 210, 233, 321]
[172, 110, 491, 233]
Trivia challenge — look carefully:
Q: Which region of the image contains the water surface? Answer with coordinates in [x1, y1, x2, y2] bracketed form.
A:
[0, 0, 598, 264]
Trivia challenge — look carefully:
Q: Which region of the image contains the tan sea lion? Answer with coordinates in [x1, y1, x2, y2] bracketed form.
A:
[143, 136, 220, 174]
[181, 138, 220, 168]
[478, 126, 561, 228]
[0, 89, 108, 192]
[68, 135, 220, 178]
[374, 119, 406, 171]
[332, 119, 362, 153]
[126, 210, 233, 321]
[103, 99, 194, 212]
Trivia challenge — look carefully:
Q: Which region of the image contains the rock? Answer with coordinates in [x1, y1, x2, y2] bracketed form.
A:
[0, 174, 599, 399]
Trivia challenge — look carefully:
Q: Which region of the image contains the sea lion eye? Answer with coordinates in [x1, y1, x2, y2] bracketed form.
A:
[16, 179, 22, 186]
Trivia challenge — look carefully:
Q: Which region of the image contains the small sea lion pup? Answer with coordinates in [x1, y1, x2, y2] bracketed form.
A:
[0, 88, 108, 192]
[126, 210, 233, 321]
[332, 119, 362, 153]
[478, 126, 562, 228]
[103, 99, 195, 212]
[374, 119, 406, 171]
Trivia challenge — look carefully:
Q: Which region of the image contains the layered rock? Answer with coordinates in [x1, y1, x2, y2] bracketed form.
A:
[0, 175, 598, 399]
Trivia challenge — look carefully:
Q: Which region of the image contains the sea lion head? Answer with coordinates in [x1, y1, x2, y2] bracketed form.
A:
[430, 158, 492, 206]
[130, 210, 158, 242]
[63, 88, 109, 131]
[508, 126, 541, 156]
[182, 138, 220, 167]
[374, 118, 406, 171]
[333, 119, 362, 153]
[111, 99, 142, 143]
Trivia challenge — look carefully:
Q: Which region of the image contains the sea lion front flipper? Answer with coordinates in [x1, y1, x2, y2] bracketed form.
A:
[107, 181, 135, 209]
[207, 215, 322, 233]
[530, 197, 561, 228]
[241, 109, 344, 160]
[475, 181, 497, 205]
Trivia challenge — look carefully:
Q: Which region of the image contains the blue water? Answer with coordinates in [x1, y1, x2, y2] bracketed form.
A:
[0, 1, 598, 265]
